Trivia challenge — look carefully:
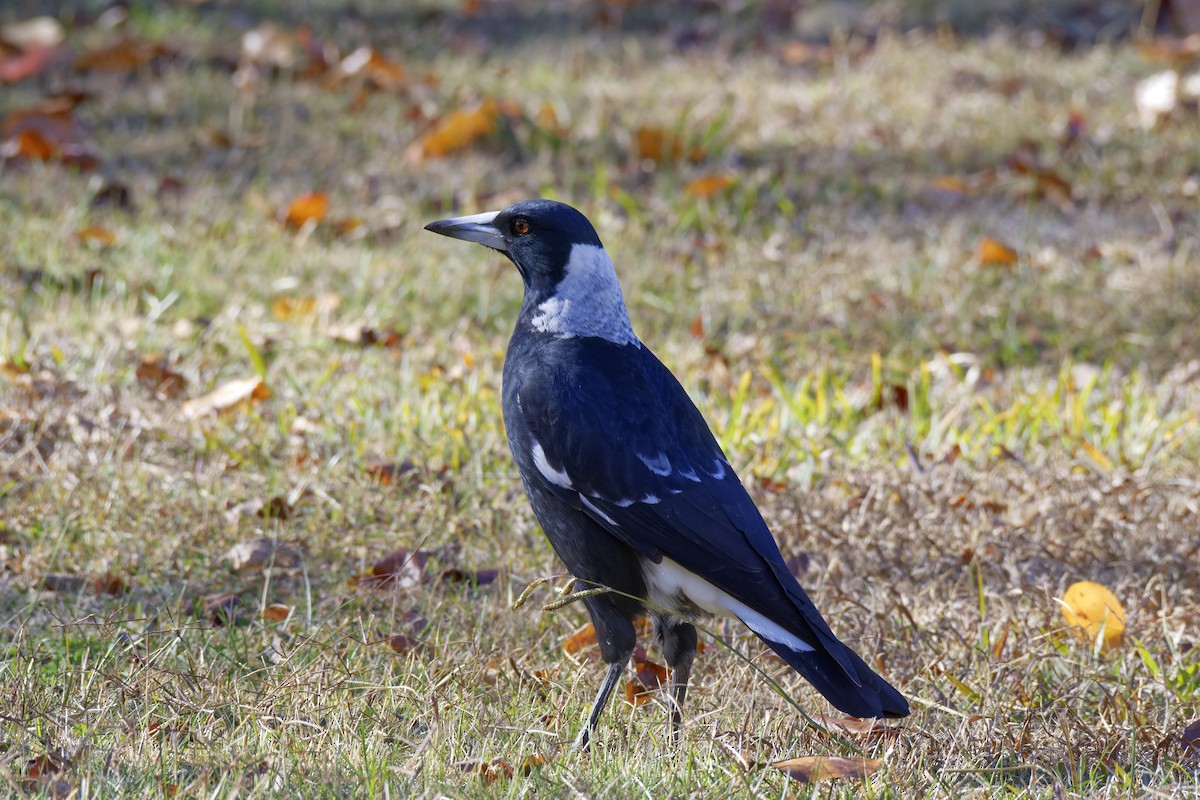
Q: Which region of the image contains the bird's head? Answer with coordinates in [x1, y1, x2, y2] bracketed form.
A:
[425, 199, 638, 346]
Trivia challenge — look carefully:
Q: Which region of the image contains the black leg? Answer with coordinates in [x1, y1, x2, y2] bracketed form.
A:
[576, 598, 638, 750]
[576, 661, 626, 750]
[654, 615, 698, 742]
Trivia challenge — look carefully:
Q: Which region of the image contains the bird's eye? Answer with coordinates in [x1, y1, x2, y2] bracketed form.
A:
[513, 218, 530, 235]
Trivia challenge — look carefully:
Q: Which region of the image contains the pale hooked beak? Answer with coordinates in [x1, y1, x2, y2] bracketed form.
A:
[423, 210, 507, 252]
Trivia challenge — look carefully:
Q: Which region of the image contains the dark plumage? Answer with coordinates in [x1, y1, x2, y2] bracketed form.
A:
[425, 199, 908, 748]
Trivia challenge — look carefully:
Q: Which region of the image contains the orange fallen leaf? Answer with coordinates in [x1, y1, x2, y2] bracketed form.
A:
[1, 103, 99, 169]
[624, 655, 667, 706]
[563, 623, 599, 655]
[634, 126, 681, 163]
[182, 376, 269, 418]
[770, 755, 883, 784]
[978, 237, 1018, 268]
[684, 173, 736, 199]
[261, 603, 292, 622]
[284, 191, 328, 228]
[76, 225, 116, 246]
[136, 357, 187, 398]
[1060, 580, 1125, 652]
[271, 292, 340, 320]
[928, 175, 971, 194]
[75, 35, 172, 72]
[411, 99, 501, 160]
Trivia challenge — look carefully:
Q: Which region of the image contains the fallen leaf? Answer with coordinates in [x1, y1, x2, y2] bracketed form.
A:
[684, 173, 736, 199]
[365, 458, 421, 487]
[410, 99, 501, 160]
[1135, 70, 1179, 129]
[563, 623, 599, 655]
[1060, 580, 1126, 652]
[1183, 719, 1200, 759]
[0, 42, 64, 83]
[770, 755, 883, 784]
[1, 103, 98, 168]
[352, 548, 431, 589]
[202, 592, 240, 626]
[812, 715, 899, 740]
[440, 567, 500, 586]
[41, 574, 87, 593]
[261, 603, 291, 622]
[75, 225, 116, 247]
[634, 125, 696, 163]
[136, 357, 187, 398]
[461, 759, 514, 785]
[91, 573, 129, 596]
[624, 655, 667, 706]
[225, 537, 306, 574]
[75, 35, 172, 72]
[978, 237, 1018, 268]
[240, 22, 296, 69]
[283, 191, 328, 228]
[1, 16, 65, 50]
[181, 376, 269, 418]
[271, 292, 340, 321]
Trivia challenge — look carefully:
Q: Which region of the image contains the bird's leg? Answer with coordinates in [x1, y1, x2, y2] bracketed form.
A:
[654, 615, 698, 743]
[575, 661, 626, 750]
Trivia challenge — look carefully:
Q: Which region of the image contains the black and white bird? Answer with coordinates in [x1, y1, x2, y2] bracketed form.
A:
[425, 199, 908, 748]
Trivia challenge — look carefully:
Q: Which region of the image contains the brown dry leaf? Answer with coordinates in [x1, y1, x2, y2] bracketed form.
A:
[928, 175, 971, 194]
[1, 103, 98, 168]
[136, 357, 187, 398]
[261, 603, 292, 622]
[410, 99, 501, 160]
[624, 655, 667, 706]
[365, 457, 420, 487]
[1, 43, 65, 83]
[284, 191, 329, 228]
[770, 756, 883, 784]
[440, 567, 500, 586]
[978, 237, 1018, 268]
[336, 46, 406, 90]
[1136, 34, 1200, 65]
[225, 537, 306, 574]
[684, 173, 736, 199]
[240, 22, 297, 70]
[634, 126, 684, 163]
[202, 592, 240, 626]
[272, 292, 340, 321]
[42, 574, 87, 593]
[22, 751, 73, 798]
[1060, 580, 1126, 652]
[76, 225, 116, 247]
[812, 715, 899, 740]
[181, 376, 269, 419]
[1183, 719, 1200, 759]
[563, 623, 599, 654]
[91, 573, 129, 596]
[461, 759, 514, 785]
[352, 548, 431, 589]
[75, 35, 172, 72]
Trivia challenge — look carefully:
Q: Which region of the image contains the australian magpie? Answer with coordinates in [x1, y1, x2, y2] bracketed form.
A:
[425, 199, 909, 748]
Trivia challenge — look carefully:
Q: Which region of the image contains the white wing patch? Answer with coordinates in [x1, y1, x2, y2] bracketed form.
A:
[580, 494, 617, 526]
[640, 493, 661, 505]
[531, 441, 572, 489]
[641, 557, 815, 653]
[528, 244, 640, 346]
[637, 451, 672, 476]
[708, 458, 726, 480]
[678, 466, 701, 483]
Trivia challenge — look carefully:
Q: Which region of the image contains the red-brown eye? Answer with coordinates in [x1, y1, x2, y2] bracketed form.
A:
[513, 218, 530, 235]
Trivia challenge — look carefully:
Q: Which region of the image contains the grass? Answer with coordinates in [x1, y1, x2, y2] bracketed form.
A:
[1, 1, 1198, 796]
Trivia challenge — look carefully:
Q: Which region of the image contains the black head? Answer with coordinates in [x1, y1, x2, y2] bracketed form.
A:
[425, 199, 604, 295]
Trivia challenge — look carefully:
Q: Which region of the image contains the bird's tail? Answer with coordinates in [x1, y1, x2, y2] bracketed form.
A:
[752, 631, 909, 719]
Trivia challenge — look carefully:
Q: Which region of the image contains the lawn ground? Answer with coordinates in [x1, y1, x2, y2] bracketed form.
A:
[1, 1, 1198, 797]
